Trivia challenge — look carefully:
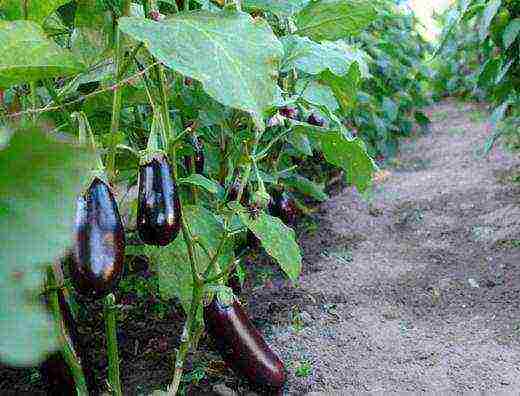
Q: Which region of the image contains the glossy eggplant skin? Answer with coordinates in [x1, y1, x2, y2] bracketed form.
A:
[204, 298, 286, 392]
[269, 192, 298, 227]
[184, 135, 204, 174]
[137, 155, 181, 246]
[71, 177, 125, 299]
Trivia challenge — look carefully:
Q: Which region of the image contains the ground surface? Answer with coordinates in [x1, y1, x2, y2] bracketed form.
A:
[3, 100, 520, 395]
[251, 100, 520, 394]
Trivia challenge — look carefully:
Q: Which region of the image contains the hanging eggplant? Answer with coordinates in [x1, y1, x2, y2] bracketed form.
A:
[70, 177, 125, 299]
[137, 152, 181, 246]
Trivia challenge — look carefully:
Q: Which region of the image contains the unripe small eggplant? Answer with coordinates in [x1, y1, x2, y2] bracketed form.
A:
[307, 113, 325, 127]
[71, 177, 125, 299]
[204, 298, 286, 392]
[279, 106, 299, 120]
[269, 192, 298, 227]
[137, 153, 182, 246]
[184, 134, 204, 174]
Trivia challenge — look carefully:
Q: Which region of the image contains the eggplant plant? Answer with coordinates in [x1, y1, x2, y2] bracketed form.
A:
[0, 0, 431, 394]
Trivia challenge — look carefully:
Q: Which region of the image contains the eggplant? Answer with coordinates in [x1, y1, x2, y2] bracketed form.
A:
[137, 153, 182, 246]
[71, 177, 125, 299]
[279, 106, 299, 120]
[227, 179, 250, 206]
[227, 268, 242, 296]
[40, 289, 94, 395]
[307, 113, 325, 127]
[204, 298, 286, 392]
[269, 192, 298, 227]
[184, 134, 204, 174]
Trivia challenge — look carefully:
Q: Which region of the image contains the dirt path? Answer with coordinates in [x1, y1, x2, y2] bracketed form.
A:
[248, 100, 520, 394]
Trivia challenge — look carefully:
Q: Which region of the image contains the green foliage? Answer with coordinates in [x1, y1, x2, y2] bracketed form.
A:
[119, 11, 284, 129]
[0, 125, 94, 365]
[0, 20, 84, 88]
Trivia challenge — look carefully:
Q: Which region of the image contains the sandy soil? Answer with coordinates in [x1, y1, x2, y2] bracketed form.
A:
[247, 100, 520, 394]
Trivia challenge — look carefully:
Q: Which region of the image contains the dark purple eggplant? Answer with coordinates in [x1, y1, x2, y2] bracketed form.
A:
[184, 134, 204, 174]
[279, 106, 299, 120]
[71, 177, 125, 299]
[269, 192, 298, 227]
[227, 179, 250, 206]
[204, 298, 286, 392]
[227, 268, 242, 296]
[137, 153, 181, 246]
[307, 113, 325, 127]
[40, 289, 94, 395]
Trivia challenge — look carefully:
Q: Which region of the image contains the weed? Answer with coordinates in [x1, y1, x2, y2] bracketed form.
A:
[294, 360, 313, 378]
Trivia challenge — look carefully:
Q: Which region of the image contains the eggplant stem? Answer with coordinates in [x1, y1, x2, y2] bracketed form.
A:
[104, 293, 122, 396]
[46, 267, 89, 396]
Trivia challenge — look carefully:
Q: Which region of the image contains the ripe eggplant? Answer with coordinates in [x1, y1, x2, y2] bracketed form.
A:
[279, 106, 299, 120]
[40, 288, 94, 395]
[227, 179, 250, 206]
[204, 298, 286, 392]
[307, 113, 325, 127]
[184, 134, 204, 174]
[71, 177, 125, 299]
[269, 192, 298, 227]
[137, 153, 182, 246]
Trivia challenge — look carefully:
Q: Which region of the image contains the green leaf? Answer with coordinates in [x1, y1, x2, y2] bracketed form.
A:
[144, 205, 234, 313]
[320, 63, 361, 113]
[478, 57, 502, 87]
[282, 36, 370, 77]
[0, 20, 84, 88]
[382, 97, 398, 123]
[119, 12, 283, 130]
[178, 174, 225, 197]
[284, 175, 329, 201]
[414, 111, 431, 127]
[295, 79, 338, 113]
[70, 27, 111, 68]
[287, 129, 313, 156]
[238, 210, 301, 281]
[479, 0, 502, 42]
[298, 125, 376, 192]
[503, 18, 520, 49]
[295, 0, 376, 42]
[242, 0, 309, 16]
[1, 0, 69, 24]
[0, 125, 95, 365]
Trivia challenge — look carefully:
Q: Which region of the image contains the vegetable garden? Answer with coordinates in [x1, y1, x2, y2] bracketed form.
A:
[1, 0, 519, 395]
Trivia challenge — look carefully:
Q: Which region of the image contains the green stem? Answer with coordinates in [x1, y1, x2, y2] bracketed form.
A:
[157, 65, 174, 158]
[205, 258, 236, 285]
[104, 294, 122, 396]
[46, 267, 89, 396]
[184, 0, 189, 11]
[30, 81, 37, 123]
[203, 234, 229, 279]
[107, 1, 131, 184]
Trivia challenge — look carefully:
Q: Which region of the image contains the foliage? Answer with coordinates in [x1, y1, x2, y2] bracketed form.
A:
[433, 0, 520, 153]
[0, 0, 431, 392]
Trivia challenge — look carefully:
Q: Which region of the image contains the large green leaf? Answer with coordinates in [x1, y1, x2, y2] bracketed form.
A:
[295, 0, 376, 42]
[282, 36, 370, 77]
[284, 175, 329, 201]
[479, 0, 502, 42]
[0, 20, 84, 88]
[295, 79, 339, 112]
[503, 18, 520, 49]
[0, 126, 95, 365]
[320, 63, 361, 113]
[238, 209, 302, 281]
[119, 11, 283, 129]
[297, 125, 376, 192]
[243, 0, 309, 16]
[0, 0, 69, 24]
[144, 205, 234, 313]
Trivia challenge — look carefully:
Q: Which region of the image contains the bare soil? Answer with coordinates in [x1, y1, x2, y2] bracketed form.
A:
[250, 100, 520, 394]
[3, 100, 520, 395]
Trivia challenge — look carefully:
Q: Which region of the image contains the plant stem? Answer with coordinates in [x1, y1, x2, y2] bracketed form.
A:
[46, 267, 89, 396]
[30, 82, 37, 123]
[157, 65, 175, 162]
[107, 1, 131, 184]
[104, 293, 122, 396]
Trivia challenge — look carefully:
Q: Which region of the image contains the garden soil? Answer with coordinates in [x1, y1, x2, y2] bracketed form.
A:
[252, 100, 520, 394]
[3, 100, 520, 395]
